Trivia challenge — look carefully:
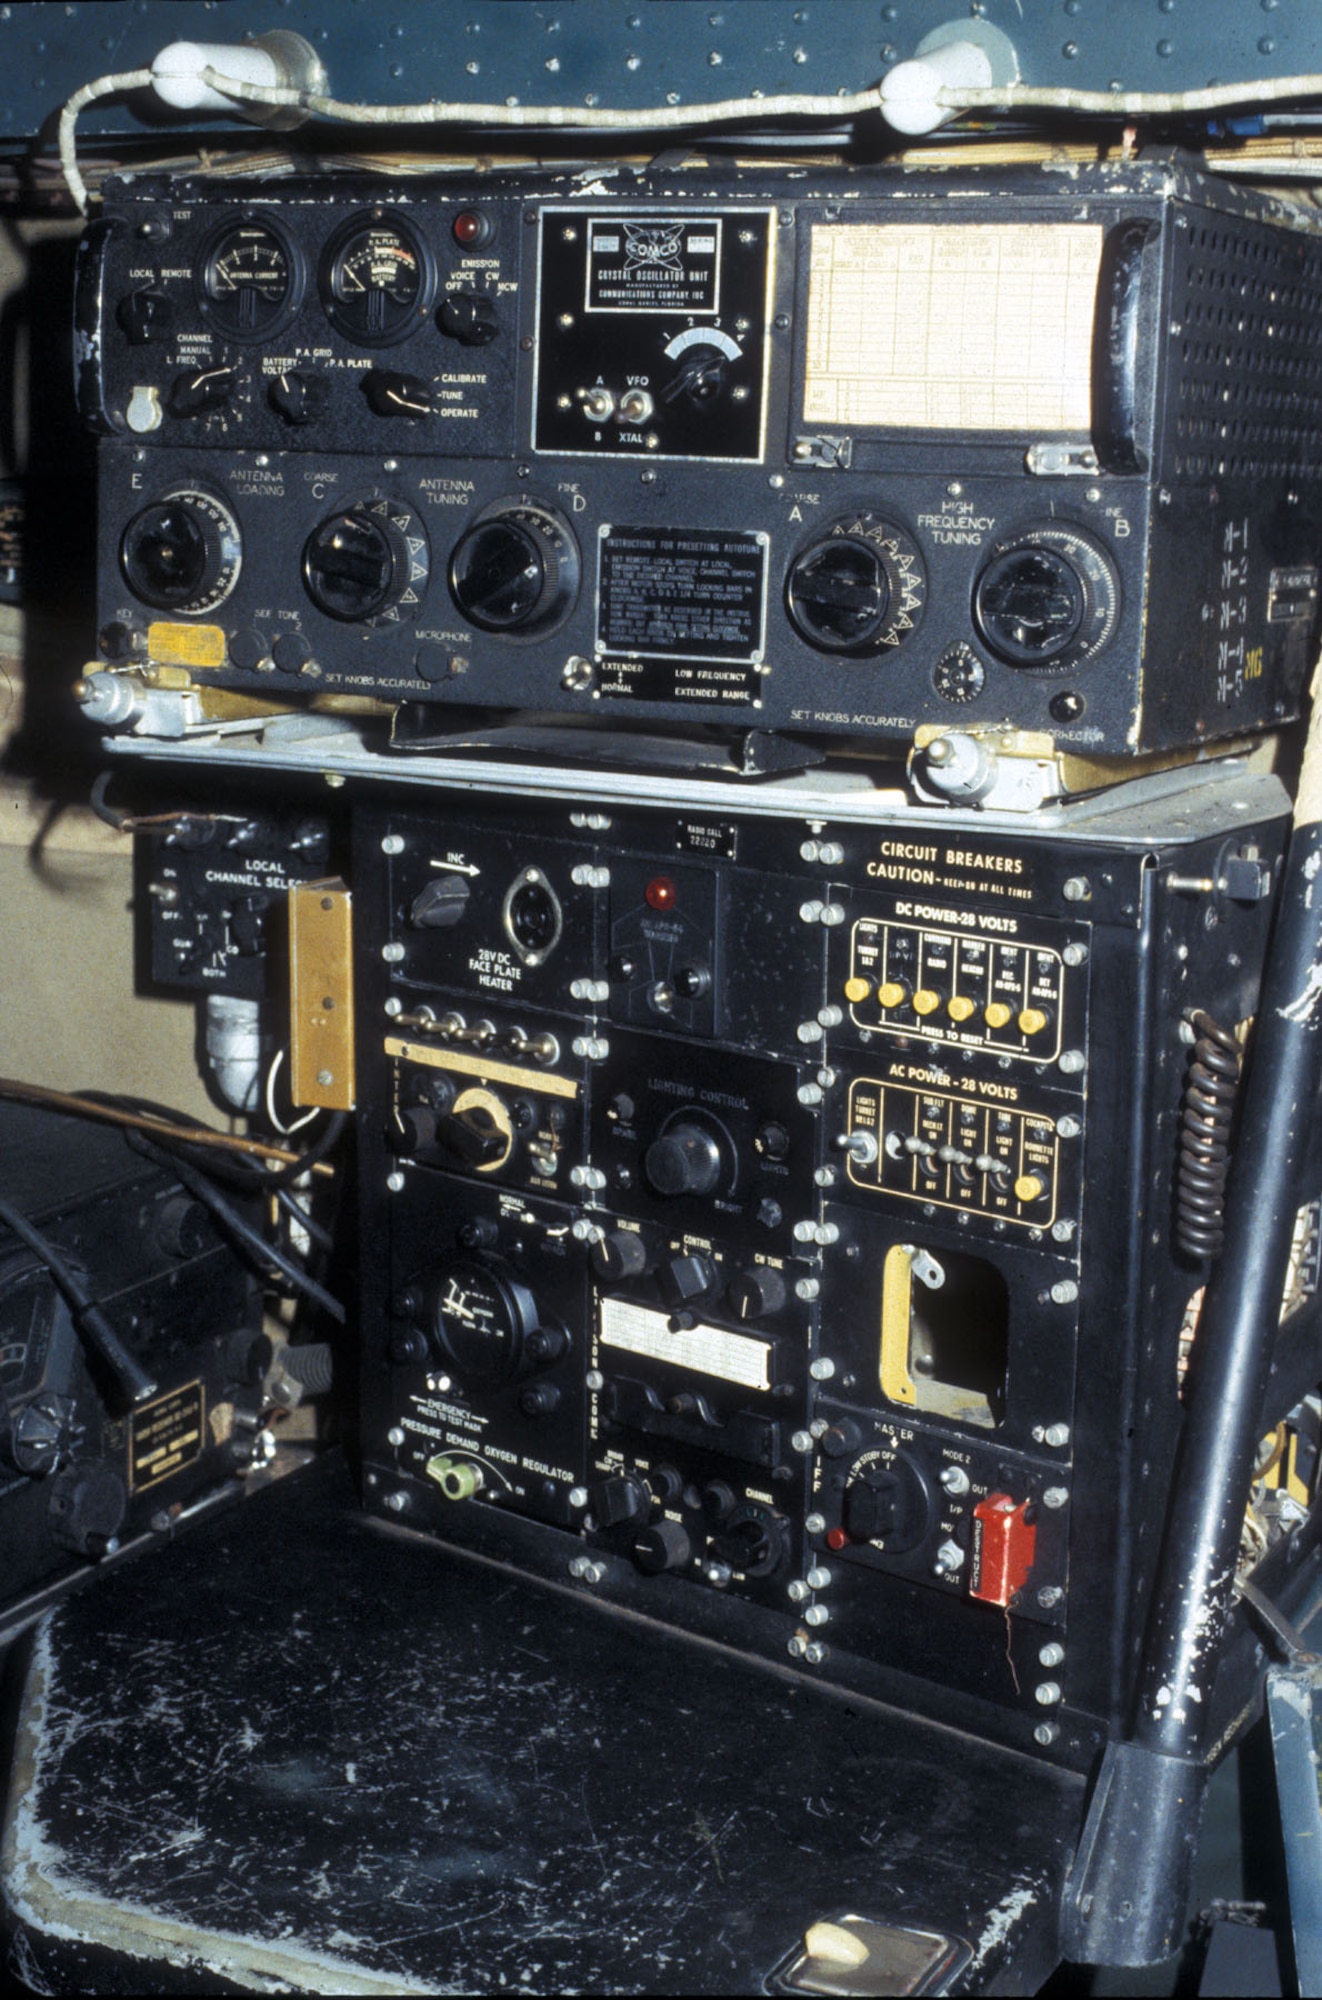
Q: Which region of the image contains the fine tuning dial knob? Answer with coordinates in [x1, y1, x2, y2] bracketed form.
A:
[786, 513, 926, 657]
[973, 523, 1119, 673]
[303, 494, 430, 625]
[439, 291, 499, 346]
[448, 501, 579, 636]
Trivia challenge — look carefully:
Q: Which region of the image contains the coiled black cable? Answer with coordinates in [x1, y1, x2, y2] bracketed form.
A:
[1175, 1010, 1242, 1261]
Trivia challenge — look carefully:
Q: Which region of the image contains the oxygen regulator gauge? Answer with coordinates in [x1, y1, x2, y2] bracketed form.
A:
[120, 485, 241, 614]
[422, 1257, 568, 1389]
[972, 522, 1120, 673]
[786, 513, 926, 657]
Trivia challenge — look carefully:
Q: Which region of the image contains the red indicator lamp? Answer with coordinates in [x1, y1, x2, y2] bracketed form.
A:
[825, 1527, 849, 1552]
[452, 209, 491, 247]
[645, 876, 678, 912]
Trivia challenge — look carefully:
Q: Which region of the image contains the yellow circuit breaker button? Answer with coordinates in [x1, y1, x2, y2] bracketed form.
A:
[1018, 1007, 1049, 1036]
[911, 989, 941, 1017]
[876, 981, 908, 1009]
[947, 995, 976, 1022]
[1014, 1174, 1047, 1203]
[844, 976, 872, 1004]
[984, 1001, 1014, 1030]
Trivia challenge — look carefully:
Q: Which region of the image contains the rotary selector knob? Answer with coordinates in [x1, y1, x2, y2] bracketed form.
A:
[303, 494, 430, 625]
[423, 1257, 564, 1388]
[973, 522, 1120, 672]
[268, 370, 330, 425]
[786, 512, 926, 657]
[439, 291, 500, 345]
[449, 501, 579, 636]
[120, 485, 242, 614]
[708, 1504, 784, 1577]
[842, 1452, 934, 1554]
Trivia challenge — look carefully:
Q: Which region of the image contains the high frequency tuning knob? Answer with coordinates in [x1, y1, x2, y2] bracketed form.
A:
[786, 513, 926, 656]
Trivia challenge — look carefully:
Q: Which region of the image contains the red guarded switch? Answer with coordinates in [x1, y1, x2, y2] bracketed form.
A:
[969, 1492, 1037, 1607]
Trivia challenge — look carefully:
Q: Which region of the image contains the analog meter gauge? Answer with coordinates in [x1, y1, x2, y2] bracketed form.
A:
[318, 212, 436, 347]
[196, 215, 304, 342]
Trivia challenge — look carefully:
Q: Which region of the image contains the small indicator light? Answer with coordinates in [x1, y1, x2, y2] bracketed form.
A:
[825, 1526, 849, 1551]
[452, 210, 490, 247]
[645, 875, 678, 912]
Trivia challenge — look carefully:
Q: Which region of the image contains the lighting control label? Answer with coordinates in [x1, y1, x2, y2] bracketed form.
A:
[846, 919, 1066, 1062]
[846, 1079, 1065, 1229]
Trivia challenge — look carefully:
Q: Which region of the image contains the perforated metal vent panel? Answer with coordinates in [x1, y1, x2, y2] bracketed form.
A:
[1169, 213, 1322, 482]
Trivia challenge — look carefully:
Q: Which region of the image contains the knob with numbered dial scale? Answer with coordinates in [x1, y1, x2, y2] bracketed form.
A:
[303, 493, 431, 625]
[973, 522, 1120, 672]
[449, 500, 579, 637]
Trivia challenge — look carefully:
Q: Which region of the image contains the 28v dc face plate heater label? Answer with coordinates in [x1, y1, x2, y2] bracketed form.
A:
[596, 525, 767, 704]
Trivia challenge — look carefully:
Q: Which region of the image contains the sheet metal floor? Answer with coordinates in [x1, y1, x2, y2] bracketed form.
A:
[0, 1454, 1088, 1995]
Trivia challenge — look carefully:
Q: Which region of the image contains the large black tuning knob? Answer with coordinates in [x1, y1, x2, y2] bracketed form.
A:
[303, 495, 430, 625]
[973, 523, 1120, 672]
[786, 513, 926, 657]
[726, 1264, 787, 1321]
[449, 502, 578, 636]
[439, 291, 499, 345]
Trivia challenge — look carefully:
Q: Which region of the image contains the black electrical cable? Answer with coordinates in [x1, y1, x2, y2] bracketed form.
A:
[275, 1185, 335, 1255]
[125, 1130, 346, 1324]
[0, 1192, 157, 1406]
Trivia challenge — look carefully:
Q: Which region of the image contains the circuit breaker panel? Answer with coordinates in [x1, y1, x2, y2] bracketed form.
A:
[351, 765, 1317, 1765]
